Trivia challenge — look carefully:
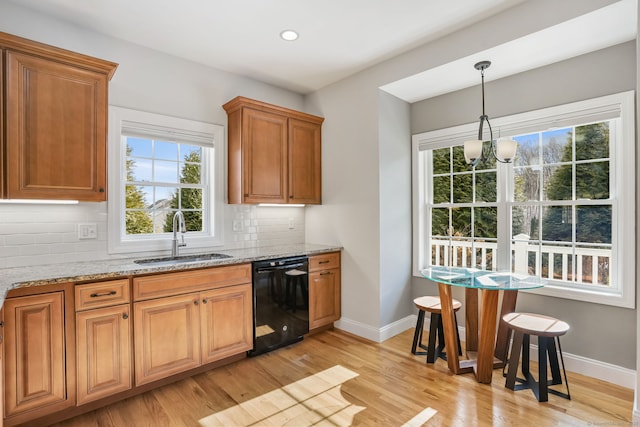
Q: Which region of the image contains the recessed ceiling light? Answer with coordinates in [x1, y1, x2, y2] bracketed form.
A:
[280, 29, 299, 41]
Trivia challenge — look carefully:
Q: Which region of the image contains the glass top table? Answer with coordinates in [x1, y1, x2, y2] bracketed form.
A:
[421, 266, 546, 383]
[421, 266, 546, 291]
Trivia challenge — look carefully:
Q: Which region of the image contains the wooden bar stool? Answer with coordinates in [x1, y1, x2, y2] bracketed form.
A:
[411, 296, 462, 363]
[503, 312, 571, 402]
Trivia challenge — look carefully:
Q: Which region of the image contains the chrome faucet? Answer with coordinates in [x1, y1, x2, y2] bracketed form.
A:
[172, 210, 187, 257]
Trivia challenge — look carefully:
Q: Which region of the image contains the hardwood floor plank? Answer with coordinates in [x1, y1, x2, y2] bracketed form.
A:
[51, 328, 633, 427]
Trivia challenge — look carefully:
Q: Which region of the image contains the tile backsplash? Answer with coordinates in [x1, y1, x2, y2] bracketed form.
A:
[0, 203, 305, 268]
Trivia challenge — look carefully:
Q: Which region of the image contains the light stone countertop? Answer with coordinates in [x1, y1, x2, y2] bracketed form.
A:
[0, 243, 342, 308]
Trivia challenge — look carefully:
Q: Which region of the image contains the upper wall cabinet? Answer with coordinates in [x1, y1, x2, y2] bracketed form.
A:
[223, 96, 324, 204]
[0, 32, 118, 201]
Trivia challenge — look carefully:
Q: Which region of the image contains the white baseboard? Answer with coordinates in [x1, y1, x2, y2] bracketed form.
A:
[335, 314, 636, 390]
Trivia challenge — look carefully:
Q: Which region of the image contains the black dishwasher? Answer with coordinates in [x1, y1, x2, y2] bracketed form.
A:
[249, 256, 309, 356]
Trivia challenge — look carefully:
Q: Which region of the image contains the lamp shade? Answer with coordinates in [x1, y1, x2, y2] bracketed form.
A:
[464, 139, 483, 164]
[496, 137, 517, 162]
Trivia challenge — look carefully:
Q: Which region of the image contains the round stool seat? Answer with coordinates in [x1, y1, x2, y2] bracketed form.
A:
[503, 312, 569, 337]
[414, 295, 461, 313]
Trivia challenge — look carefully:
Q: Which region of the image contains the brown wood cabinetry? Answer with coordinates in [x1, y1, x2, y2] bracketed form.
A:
[133, 265, 253, 385]
[223, 96, 323, 204]
[308, 252, 341, 330]
[2, 291, 74, 424]
[75, 279, 132, 405]
[0, 31, 117, 201]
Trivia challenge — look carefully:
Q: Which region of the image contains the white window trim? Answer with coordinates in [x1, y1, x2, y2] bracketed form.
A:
[412, 91, 635, 309]
[108, 106, 225, 254]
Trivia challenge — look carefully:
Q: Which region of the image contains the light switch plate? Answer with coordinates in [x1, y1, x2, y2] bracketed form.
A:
[78, 223, 98, 239]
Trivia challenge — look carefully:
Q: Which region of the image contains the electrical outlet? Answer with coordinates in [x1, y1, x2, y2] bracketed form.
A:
[78, 223, 98, 239]
[232, 219, 242, 232]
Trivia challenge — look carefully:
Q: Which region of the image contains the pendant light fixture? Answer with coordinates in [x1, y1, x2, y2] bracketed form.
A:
[463, 61, 517, 166]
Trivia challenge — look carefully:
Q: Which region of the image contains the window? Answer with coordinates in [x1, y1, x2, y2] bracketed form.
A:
[412, 92, 635, 308]
[108, 107, 225, 254]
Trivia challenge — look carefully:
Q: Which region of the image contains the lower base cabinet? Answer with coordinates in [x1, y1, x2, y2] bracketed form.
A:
[76, 304, 131, 404]
[2, 292, 72, 424]
[309, 252, 342, 330]
[133, 275, 253, 386]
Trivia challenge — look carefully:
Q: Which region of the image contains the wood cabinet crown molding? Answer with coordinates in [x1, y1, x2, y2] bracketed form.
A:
[0, 31, 118, 79]
[222, 96, 323, 125]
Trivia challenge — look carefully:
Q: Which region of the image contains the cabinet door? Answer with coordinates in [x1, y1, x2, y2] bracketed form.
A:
[200, 283, 253, 364]
[288, 118, 321, 204]
[309, 269, 341, 330]
[242, 108, 288, 203]
[5, 51, 107, 201]
[3, 293, 67, 417]
[134, 293, 200, 386]
[76, 304, 131, 405]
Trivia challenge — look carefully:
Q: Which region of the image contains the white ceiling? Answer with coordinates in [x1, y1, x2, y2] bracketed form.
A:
[9, 0, 637, 101]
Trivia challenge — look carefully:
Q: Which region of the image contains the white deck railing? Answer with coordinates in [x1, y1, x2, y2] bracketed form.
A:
[431, 234, 611, 286]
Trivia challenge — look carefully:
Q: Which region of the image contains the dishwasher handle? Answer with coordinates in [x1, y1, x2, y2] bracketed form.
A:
[255, 263, 306, 274]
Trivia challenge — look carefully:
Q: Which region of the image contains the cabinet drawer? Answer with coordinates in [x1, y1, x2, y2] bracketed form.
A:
[75, 279, 130, 311]
[309, 252, 340, 272]
[133, 264, 252, 301]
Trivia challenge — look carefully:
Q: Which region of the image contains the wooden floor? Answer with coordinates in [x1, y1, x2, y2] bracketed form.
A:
[52, 328, 634, 427]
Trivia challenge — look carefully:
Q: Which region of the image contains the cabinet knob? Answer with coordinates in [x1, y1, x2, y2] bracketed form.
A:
[122, 313, 129, 320]
[202, 299, 208, 304]
[0, 321, 3, 327]
[99, 188, 105, 193]
[194, 300, 199, 305]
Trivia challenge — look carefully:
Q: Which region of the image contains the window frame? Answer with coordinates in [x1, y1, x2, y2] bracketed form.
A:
[108, 106, 225, 254]
[412, 91, 635, 308]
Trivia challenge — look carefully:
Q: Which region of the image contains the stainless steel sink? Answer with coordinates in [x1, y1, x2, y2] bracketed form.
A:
[134, 253, 233, 266]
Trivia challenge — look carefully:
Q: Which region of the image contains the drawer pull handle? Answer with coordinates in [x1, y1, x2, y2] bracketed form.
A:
[320, 271, 332, 276]
[90, 291, 117, 298]
[122, 313, 129, 320]
[319, 260, 330, 264]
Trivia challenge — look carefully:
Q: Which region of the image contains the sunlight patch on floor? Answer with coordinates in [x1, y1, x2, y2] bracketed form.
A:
[199, 365, 364, 426]
[401, 407, 438, 427]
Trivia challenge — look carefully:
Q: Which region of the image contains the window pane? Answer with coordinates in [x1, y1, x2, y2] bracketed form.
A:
[432, 175, 450, 204]
[154, 160, 179, 183]
[125, 210, 153, 235]
[542, 128, 571, 164]
[127, 157, 151, 182]
[475, 171, 496, 202]
[125, 185, 151, 208]
[127, 137, 152, 158]
[181, 145, 202, 162]
[575, 244, 611, 286]
[543, 164, 572, 201]
[576, 161, 609, 199]
[432, 148, 450, 174]
[451, 207, 471, 237]
[514, 133, 539, 167]
[576, 122, 609, 161]
[180, 188, 202, 211]
[452, 174, 472, 203]
[512, 205, 540, 240]
[155, 140, 178, 161]
[474, 206, 497, 238]
[179, 161, 202, 184]
[576, 205, 611, 244]
[541, 206, 572, 242]
[452, 146, 468, 173]
[156, 187, 177, 204]
[431, 208, 450, 238]
[514, 167, 539, 202]
[184, 210, 203, 232]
